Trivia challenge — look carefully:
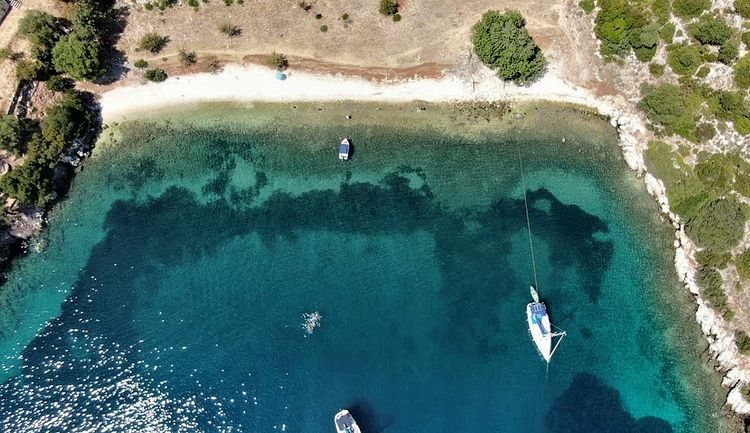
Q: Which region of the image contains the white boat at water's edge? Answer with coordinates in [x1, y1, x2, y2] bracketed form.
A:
[526, 285, 566, 363]
[335, 409, 362, 433]
[338, 138, 351, 160]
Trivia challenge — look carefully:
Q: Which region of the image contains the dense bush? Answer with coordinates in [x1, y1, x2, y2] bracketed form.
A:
[267, 51, 288, 70]
[0, 115, 27, 156]
[649, 62, 665, 77]
[673, 0, 710, 18]
[138, 32, 169, 53]
[644, 140, 711, 217]
[45, 75, 74, 92]
[686, 196, 748, 251]
[178, 49, 197, 66]
[320, 25, 329, 32]
[696, 266, 730, 314]
[696, 249, 731, 270]
[736, 250, 750, 280]
[667, 44, 703, 76]
[472, 10, 546, 85]
[594, 0, 653, 58]
[379, 0, 398, 15]
[690, 15, 733, 46]
[736, 0, 750, 18]
[133, 59, 148, 69]
[735, 55, 750, 88]
[144, 68, 167, 82]
[696, 65, 710, 78]
[660, 22, 675, 43]
[579, 0, 595, 13]
[719, 41, 739, 65]
[18, 10, 63, 65]
[737, 331, 750, 354]
[631, 24, 659, 62]
[638, 83, 700, 140]
[15, 60, 44, 81]
[52, 33, 104, 81]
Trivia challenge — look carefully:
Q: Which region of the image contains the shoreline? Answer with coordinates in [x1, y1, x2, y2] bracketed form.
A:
[99, 63, 749, 415]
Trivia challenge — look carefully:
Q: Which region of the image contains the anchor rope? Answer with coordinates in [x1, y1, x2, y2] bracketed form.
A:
[518, 154, 540, 293]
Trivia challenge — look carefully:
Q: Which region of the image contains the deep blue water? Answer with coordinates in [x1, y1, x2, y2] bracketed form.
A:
[0, 104, 725, 432]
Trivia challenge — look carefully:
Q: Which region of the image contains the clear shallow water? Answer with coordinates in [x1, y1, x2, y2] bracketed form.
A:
[0, 103, 726, 432]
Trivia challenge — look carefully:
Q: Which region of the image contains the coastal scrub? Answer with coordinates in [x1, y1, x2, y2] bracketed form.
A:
[471, 10, 545, 85]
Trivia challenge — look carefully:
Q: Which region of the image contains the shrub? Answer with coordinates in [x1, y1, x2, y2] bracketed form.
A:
[341, 13, 350, 20]
[719, 41, 739, 65]
[638, 83, 699, 140]
[144, 68, 167, 82]
[298, 2, 312, 11]
[579, 0, 595, 13]
[267, 51, 288, 70]
[144, 2, 154, 10]
[45, 75, 74, 92]
[649, 63, 665, 77]
[737, 331, 750, 355]
[667, 44, 703, 76]
[631, 24, 660, 62]
[188, 0, 199, 6]
[686, 196, 748, 251]
[472, 10, 546, 85]
[0, 115, 27, 156]
[315, 13, 322, 19]
[392, 13, 401, 22]
[594, 0, 641, 57]
[15, 60, 43, 81]
[697, 122, 716, 141]
[138, 32, 169, 53]
[52, 33, 104, 81]
[696, 266, 730, 311]
[673, 0, 710, 19]
[223, 0, 233, 5]
[696, 249, 731, 270]
[178, 49, 197, 66]
[696, 65, 710, 78]
[320, 25, 328, 32]
[660, 22, 675, 43]
[0, 47, 13, 60]
[736, 250, 750, 279]
[133, 59, 149, 69]
[690, 15, 733, 46]
[714, 91, 748, 122]
[737, 56, 750, 88]
[736, 0, 750, 18]
[219, 23, 241, 37]
[379, 0, 398, 15]
[644, 140, 711, 217]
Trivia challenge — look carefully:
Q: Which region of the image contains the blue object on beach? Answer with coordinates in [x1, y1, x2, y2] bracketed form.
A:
[276, 70, 287, 81]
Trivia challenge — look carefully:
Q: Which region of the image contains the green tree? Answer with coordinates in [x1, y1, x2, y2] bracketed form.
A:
[0, 115, 26, 156]
[41, 91, 96, 147]
[630, 24, 659, 62]
[15, 60, 44, 81]
[638, 83, 699, 140]
[579, 0, 595, 13]
[267, 51, 288, 70]
[736, 249, 750, 279]
[52, 33, 104, 81]
[18, 11, 62, 50]
[379, 0, 398, 15]
[735, 55, 750, 88]
[673, 0, 710, 18]
[138, 32, 169, 53]
[736, 331, 750, 354]
[472, 10, 546, 85]
[667, 44, 703, 76]
[659, 22, 675, 43]
[45, 75, 74, 92]
[690, 15, 733, 46]
[144, 68, 167, 82]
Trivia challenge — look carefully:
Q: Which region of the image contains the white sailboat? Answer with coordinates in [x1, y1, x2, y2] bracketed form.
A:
[526, 285, 566, 362]
[334, 409, 362, 433]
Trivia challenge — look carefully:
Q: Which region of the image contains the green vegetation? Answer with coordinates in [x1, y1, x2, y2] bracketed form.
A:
[52, 33, 104, 80]
[379, 0, 398, 16]
[667, 44, 703, 76]
[392, 13, 402, 22]
[660, 22, 675, 43]
[144, 68, 167, 82]
[320, 25, 329, 32]
[133, 59, 149, 69]
[267, 51, 288, 70]
[690, 15, 734, 46]
[696, 266, 731, 315]
[673, 0, 710, 19]
[45, 76, 74, 92]
[696, 65, 710, 78]
[649, 63, 665, 77]
[736, 250, 750, 280]
[15, 60, 44, 81]
[743, 32, 750, 48]
[472, 10, 546, 85]
[298, 2, 312, 11]
[178, 49, 197, 66]
[638, 84, 700, 140]
[719, 41, 739, 65]
[712, 90, 750, 134]
[0, 47, 12, 61]
[736, 0, 750, 18]
[735, 55, 750, 88]
[0, 91, 96, 206]
[579, 0, 595, 13]
[0, 115, 27, 156]
[696, 249, 731, 270]
[315, 13, 322, 19]
[593, 0, 660, 60]
[219, 23, 241, 37]
[138, 32, 169, 53]
[737, 331, 750, 354]
[686, 197, 747, 251]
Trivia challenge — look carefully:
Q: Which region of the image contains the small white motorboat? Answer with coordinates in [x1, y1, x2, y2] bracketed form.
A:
[335, 409, 362, 433]
[338, 138, 351, 161]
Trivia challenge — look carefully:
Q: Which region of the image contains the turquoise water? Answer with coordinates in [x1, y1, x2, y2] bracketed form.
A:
[0, 103, 726, 432]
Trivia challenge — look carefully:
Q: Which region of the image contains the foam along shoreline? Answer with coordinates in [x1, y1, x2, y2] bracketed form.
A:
[98, 64, 749, 414]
